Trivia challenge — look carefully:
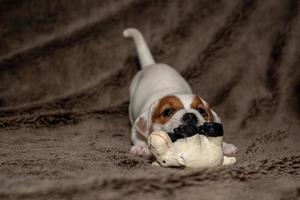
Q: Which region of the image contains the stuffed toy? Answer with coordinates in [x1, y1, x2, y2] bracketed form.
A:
[148, 122, 236, 168]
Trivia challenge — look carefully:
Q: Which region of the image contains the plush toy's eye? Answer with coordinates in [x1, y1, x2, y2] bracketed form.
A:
[161, 108, 174, 117]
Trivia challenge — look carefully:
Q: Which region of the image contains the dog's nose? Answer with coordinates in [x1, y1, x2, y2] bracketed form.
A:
[182, 113, 198, 125]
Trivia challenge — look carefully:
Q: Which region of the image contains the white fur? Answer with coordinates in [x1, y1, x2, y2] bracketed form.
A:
[124, 28, 237, 156]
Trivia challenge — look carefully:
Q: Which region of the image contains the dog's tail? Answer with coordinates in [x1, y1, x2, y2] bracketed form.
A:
[123, 28, 155, 68]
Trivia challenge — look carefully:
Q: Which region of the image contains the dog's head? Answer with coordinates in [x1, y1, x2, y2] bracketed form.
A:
[134, 94, 221, 138]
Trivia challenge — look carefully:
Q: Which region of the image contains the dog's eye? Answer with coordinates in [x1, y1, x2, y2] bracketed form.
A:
[197, 108, 207, 116]
[161, 108, 174, 117]
[198, 108, 209, 120]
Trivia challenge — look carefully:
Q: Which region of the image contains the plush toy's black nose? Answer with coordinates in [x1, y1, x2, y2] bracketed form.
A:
[182, 113, 198, 125]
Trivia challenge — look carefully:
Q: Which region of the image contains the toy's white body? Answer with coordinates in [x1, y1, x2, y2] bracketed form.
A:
[149, 131, 236, 168]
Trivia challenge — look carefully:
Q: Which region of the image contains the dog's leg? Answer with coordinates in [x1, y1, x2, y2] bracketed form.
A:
[223, 142, 238, 155]
[130, 126, 151, 156]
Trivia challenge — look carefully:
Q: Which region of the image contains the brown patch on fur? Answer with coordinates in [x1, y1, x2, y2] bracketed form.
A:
[152, 95, 184, 124]
[191, 96, 214, 122]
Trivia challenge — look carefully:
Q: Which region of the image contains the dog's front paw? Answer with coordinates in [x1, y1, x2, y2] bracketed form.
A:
[130, 144, 151, 157]
[223, 142, 238, 155]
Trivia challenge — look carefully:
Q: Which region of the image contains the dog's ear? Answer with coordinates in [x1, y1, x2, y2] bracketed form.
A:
[134, 102, 158, 138]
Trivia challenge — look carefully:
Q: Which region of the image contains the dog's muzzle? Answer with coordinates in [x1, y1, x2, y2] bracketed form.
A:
[167, 122, 224, 142]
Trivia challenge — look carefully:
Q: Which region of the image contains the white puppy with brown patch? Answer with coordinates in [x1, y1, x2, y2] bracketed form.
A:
[123, 28, 237, 156]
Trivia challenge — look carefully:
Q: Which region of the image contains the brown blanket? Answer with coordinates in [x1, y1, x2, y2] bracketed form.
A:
[0, 0, 300, 199]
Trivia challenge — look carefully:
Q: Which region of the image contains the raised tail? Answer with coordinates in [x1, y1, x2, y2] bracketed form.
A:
[123, 28, 155, 68]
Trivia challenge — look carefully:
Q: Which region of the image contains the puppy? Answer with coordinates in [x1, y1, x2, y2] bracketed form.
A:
[123, 28, 238, 156]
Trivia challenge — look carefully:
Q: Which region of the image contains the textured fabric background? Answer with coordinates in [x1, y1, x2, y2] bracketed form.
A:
[0, 0, 299, 199]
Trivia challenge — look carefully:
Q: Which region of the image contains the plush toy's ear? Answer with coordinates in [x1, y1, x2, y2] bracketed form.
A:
[134, 102, 158, 138]
[148, 131, 172, 156]
[222, 156, 237, 165]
